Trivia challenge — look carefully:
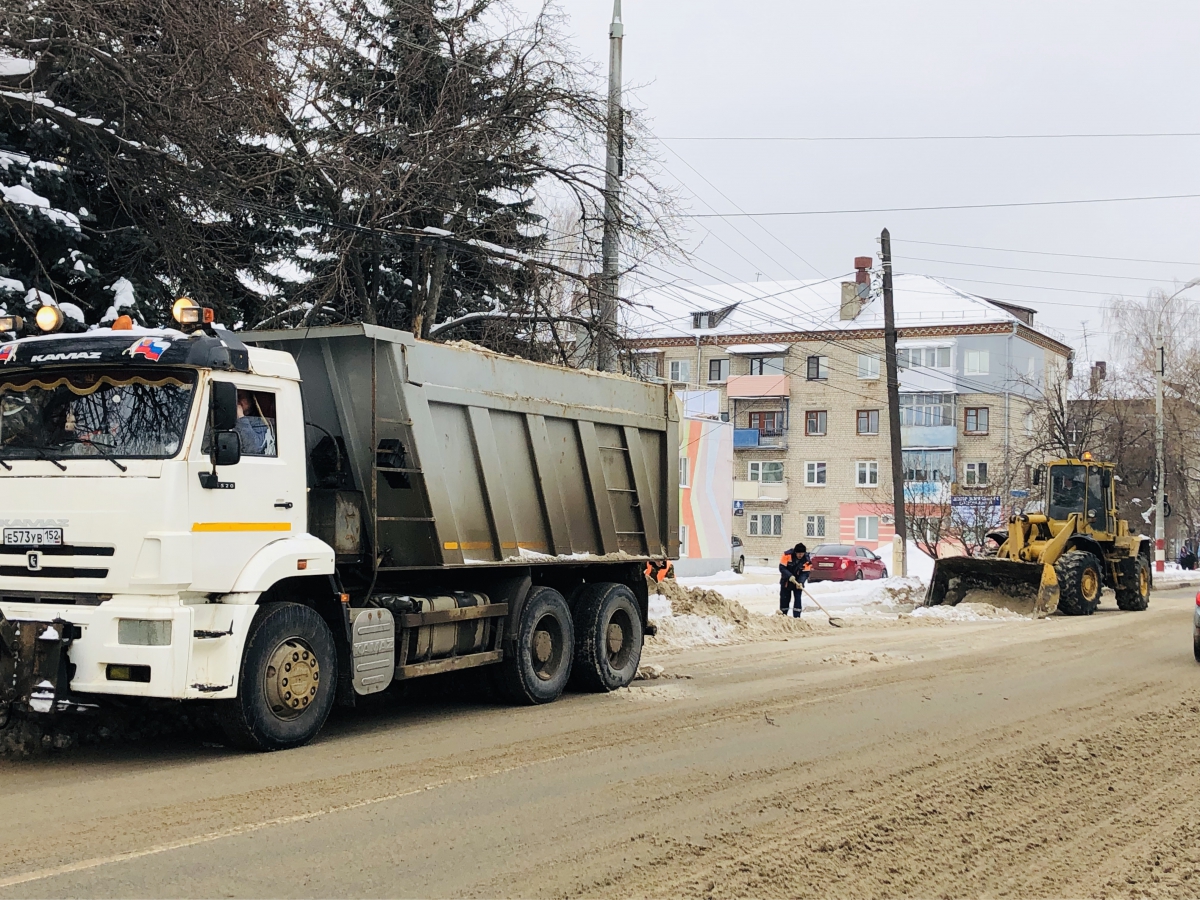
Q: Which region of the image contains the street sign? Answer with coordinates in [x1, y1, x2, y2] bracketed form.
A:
[733, 501, 744, 517]
[1010, 489, 1030, 498]
[950, 495, 1000, 508]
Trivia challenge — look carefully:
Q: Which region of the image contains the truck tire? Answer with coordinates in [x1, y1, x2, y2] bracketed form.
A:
[219, 602, 337, 752]
[571, 583, 643, 692]
[1116, 556, 1151, 611]
[1055, 550, 1104, 616]
[499, 586, 574, 705]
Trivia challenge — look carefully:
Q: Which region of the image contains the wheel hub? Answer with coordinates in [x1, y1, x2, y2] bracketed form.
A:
[606, 622, 625, 655]
[533, 629, 553, 664]
[1081, 568, 1100, 602]
[265, 638, 320, 720]
[1139, 566, 1150, 595]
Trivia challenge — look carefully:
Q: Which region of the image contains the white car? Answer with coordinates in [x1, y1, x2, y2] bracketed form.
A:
[731, 536, 745, 574]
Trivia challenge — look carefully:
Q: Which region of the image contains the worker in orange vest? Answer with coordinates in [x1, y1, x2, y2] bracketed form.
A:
[778, 543, 811, 617]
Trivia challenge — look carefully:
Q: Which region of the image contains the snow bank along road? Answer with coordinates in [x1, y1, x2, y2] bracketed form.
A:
[2, 589, 1200, 898]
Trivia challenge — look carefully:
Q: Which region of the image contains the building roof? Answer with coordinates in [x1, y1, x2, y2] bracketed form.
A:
[624, 273, 1072, 356]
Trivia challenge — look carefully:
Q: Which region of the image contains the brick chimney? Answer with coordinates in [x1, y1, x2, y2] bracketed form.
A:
[839, 256, 873, 320]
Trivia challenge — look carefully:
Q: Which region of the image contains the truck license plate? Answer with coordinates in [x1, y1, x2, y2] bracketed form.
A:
[3, 528, 63, 546]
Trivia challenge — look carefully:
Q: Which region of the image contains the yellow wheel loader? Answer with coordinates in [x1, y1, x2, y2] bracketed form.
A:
[925, 455, 1152, 616]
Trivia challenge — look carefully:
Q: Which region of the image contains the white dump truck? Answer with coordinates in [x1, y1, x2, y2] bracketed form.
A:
[0, 310, 677, 750]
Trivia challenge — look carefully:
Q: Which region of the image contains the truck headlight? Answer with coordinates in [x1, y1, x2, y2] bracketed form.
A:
[35, 305, 63, 333]
[117, 619, 173, 646]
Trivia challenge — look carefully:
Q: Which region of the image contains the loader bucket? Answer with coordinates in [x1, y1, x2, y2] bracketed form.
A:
[924, 556, 1060, 617]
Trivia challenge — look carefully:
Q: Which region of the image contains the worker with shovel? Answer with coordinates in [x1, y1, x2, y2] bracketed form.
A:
[778, 543, 811, 617]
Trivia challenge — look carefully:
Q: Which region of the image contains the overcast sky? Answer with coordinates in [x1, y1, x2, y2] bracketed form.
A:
[532, 1, 1200, 361]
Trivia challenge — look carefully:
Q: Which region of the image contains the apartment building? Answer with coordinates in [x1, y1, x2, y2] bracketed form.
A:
[626, 264, 1074, 562]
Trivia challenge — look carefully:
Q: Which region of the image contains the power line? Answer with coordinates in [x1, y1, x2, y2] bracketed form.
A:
[682, 192, 1200, 218]
[897, 255, 1193, 284]
[655, 133, 1200, 143]
[896, 239, 1200, 268]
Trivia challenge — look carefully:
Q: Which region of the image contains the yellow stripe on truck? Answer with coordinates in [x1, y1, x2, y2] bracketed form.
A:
[192, 522, 292, 532]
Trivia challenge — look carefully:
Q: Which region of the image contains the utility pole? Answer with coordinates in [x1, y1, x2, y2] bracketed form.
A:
[1155, 324, 1166, 572]
[596, 0, 623, 372]
[881, 228, 907, 577]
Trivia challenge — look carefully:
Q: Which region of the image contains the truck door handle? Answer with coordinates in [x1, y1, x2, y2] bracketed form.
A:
[274, 501, 294, 509]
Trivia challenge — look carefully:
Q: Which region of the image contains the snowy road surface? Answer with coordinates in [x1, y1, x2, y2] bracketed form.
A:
[1, 586, 1199, 897]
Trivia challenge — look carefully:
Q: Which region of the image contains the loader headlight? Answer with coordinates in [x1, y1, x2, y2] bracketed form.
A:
[117, 619, 173, 646]
[35, 304, 63, 333]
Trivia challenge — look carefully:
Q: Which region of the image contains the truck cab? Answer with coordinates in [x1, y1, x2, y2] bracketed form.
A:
[0, 324, 333, 724]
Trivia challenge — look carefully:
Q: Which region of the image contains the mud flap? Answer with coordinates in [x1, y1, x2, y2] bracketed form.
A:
[925, 557, 1047, 611]
[0, 612, 81, 718]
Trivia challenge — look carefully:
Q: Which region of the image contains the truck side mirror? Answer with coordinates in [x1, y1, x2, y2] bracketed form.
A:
[211, 382, 238, 432]
[212, 431, 241, 467]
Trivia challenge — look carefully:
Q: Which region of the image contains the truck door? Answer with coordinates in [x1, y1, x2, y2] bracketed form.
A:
[187, 377, 303, 592]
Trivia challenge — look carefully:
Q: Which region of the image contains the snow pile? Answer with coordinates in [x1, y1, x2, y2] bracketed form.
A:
[1151, 565, 1200, 588]
[910, 602, 1029, 622]
[646, 578, 811, 650]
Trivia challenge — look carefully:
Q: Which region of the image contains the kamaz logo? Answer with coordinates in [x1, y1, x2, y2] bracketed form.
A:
[29, 352, 102, 363]
[26, 551, 41, 572]
[0, 519, 69, 528]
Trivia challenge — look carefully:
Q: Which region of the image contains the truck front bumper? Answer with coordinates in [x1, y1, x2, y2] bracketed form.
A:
[0, 600, 257, 704]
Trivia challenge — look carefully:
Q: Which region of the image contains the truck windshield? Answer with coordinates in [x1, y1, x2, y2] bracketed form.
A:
[1048, 464, 1087, 520]
[0, 368, 197, 460]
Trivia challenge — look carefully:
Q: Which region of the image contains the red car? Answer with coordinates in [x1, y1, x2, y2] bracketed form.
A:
[807, 544, 889, 581]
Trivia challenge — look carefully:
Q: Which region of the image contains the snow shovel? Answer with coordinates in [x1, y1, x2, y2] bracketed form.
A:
[798, 582, 844, 627]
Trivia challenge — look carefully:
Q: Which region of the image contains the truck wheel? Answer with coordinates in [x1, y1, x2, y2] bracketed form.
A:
[499, 586, 574, 705]
[571, 583, 643, 692]
[1055, 550, 1103, 616]
[1116, 556, 1151, 611]
[219, 602, 337, 752]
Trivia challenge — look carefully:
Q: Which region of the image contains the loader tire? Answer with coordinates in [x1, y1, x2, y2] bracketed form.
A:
[570, 583, 643, 692]
[219, 602, 337, 752]
[499, 586, 574, 705]
[1055, 550, 1104, 616]
[1116, 555, 1151, 612]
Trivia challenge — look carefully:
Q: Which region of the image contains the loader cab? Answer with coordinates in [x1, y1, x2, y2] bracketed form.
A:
[1044, 457, 1117, 536]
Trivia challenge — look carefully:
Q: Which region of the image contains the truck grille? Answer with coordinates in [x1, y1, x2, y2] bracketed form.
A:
[0, 545, 114, 580]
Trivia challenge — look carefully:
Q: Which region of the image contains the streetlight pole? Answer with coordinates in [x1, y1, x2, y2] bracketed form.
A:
[596, 0, 624, 372]
[1155, 320, 1165, 572]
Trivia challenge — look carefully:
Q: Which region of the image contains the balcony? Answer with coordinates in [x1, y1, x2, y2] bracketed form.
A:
[726, 374, 791, 399]
[900, 425, 958, 448]
[733, 428, 788, 450]
[733, 480, 788, 502]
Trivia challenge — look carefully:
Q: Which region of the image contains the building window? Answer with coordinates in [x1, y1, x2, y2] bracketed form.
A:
[805, 461, 827, 486]
[964, 350, 990, 375]
[805, 410, 827, 436]
[965, 407, 989, 434]
[748, 460, 785, 483]
[856, 515, 880, 541]
[857, 354, 881, 379]
[668, 359, 691, 383]
[634, 354, 661, 380]
[749, 355, 785, 376]
[965, 461, 989, 486]
[898, 347, 951, 369]
[680, 523, 689, 556]
[708, 358, 729, 383]
[856, 461, 879, 487]
[806, 355, 829, 380]
[805, 514, 826, 538]
[857, 409, 880, 435]
[900, 393, 954, 427]
[748, 410, 785, 436]
[903, 449, 954, 483]
[749, 513, 783, 536]
[679, 456, 689, 487]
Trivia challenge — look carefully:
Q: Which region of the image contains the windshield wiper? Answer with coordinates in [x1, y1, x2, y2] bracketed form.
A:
[53, 437, 128, 472]
[94, 453, 128, 472]
[21, 446, 67, 471]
